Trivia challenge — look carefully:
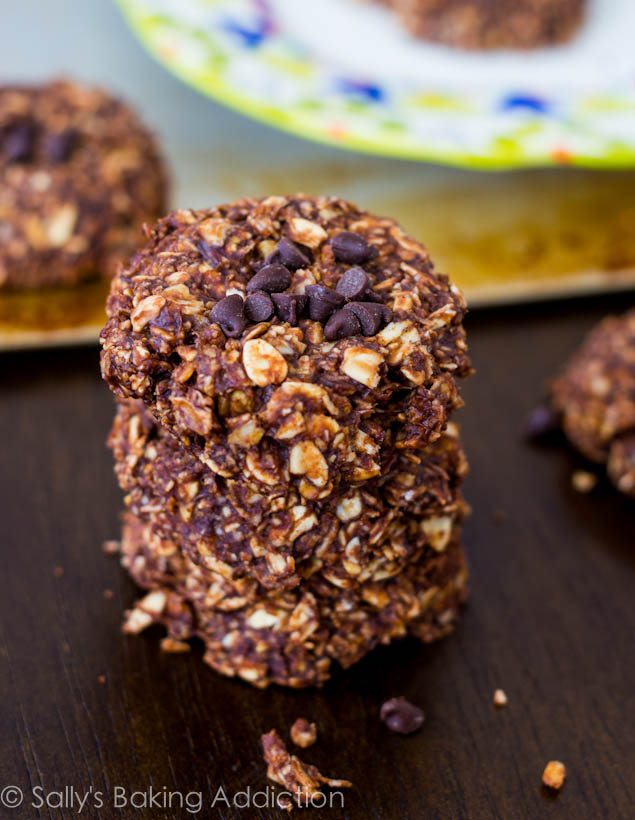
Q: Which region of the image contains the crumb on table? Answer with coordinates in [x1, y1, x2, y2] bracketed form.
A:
[290, 718, 317, 749]
[102, 540, 120, 555]
[160, 637, 191, 653]
[261, 729, 351, 807]
[571, 470, 597, 493]
[542, 760, 566, 791]
[493, 689, 508, 707]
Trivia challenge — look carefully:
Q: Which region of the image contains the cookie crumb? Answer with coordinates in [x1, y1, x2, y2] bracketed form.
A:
[103, 588, 114, 600]
[542, 760, 566, 790]
[380, 697, 425, 734]
[53, 565, 64, 578]
[290, 718, 317, 749]
[97, 674, 106, 685]
[160, 637, 191, 653]
[571, 470, 597, 493]
[102, 540, 120, 555]
[493, 689, 508, 707]
[492, 509, 508, 524]
[261, 729, 351, 807]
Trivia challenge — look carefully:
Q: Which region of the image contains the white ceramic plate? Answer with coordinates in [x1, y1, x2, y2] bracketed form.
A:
[119, 0, 635, 168]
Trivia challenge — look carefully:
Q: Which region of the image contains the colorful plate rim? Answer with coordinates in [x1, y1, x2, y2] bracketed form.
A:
[117, 0, 635, 170]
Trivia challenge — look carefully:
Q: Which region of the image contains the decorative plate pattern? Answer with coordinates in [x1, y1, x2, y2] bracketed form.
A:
[118, 0, 635, 168]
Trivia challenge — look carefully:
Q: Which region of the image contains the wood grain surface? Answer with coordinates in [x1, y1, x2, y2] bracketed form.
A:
[1, 294, 634, 819]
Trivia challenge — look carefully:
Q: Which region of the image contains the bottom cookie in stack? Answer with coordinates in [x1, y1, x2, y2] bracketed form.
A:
[121, 513, 468, 688]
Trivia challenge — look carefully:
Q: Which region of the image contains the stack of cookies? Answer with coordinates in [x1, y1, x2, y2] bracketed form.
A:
[100, 195, 472, 687]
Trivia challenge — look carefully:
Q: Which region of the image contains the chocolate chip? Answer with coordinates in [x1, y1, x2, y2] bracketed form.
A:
[331, 231, 373, 264]
[380, 697, 424, 735]
[336, 267, 370, 301]
[344, 301, 390, 336]
[44, 128, 78, 163]
[275, 238, 311, 270]
[306, 285, 345, 322]
[244, 290, 274, 322]
[210, 294, 246, 338]
[324, 309, 361, 341]
[3, 119, 37, 163]
[271, 293, 307, 325]
[524, 405, 560, 441]
[362, 288, 383, 303]
[248, 263, 292, 294]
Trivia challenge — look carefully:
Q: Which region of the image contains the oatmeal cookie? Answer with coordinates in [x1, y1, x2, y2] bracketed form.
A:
[550, 310, 635, 497]
[121, 514, 468, 688]
[109, 398, 468, 590]
[388, 0, 585, 49]
[101, 196, 470, 502]
[0, 79, 166, 288]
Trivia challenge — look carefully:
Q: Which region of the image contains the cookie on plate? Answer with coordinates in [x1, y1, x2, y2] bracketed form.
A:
[388, 0, 586, 50]
[0, 79, 167, 289]
[550, 309, 635, 497]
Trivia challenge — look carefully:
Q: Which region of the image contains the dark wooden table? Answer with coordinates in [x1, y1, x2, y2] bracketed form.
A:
[1, 294, 634, 820]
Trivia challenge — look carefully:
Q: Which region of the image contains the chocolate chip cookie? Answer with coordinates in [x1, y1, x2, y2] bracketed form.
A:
[0, 79, 167, 289]
[101, 195, 470, 503]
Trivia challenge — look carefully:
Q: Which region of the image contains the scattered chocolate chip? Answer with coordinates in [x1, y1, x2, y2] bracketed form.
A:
[524, 405, 559, 441]
[3, 118, 37, 163]
[196, 240, 223, 266]
[44, 127, 78, 163]
[331, 231, 373, 264]
[248, 263, 292, 294]
[210, 294, 246, 338]
[344, 301, 391, 336]
[244, 290, 274, 322]
[306, 284, 345, 322]
[275, 237, 311, 270]
[336, 266, 370, 301]
[380, 697, 424, 735]
[324, 309, 361, 341]
[272, 292, 307, 325]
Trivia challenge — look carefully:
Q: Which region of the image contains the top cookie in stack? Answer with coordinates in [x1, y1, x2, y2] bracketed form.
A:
[101, 195, 470, 500]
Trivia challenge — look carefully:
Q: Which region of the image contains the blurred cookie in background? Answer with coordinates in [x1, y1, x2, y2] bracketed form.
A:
[0, 79, 167, 289]
[386, 0, 586, 49]
[550, 309, 635, 498]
